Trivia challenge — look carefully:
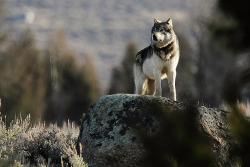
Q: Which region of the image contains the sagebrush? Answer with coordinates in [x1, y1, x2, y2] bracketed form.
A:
[0, 114, 87, 167]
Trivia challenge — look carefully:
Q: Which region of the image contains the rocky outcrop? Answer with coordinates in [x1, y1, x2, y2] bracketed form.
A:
[78, 94, 234, 167]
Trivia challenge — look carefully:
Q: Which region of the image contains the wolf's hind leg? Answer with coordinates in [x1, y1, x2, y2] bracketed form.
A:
[135, 78, 146, 94]
[134, 65, 146, 95]
[167, 70, 177, 101]
[147, 79, 155, 95]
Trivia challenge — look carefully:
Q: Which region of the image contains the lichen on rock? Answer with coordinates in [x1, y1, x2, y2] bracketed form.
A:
[78, 94, 235, 167]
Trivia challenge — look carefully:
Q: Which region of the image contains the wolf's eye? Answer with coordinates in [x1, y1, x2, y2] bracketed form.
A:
[166, 29, 171, 33]
[160, 28, 164, 32]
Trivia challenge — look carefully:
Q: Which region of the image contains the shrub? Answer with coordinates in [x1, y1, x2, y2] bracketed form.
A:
[0, 114, 87, 167]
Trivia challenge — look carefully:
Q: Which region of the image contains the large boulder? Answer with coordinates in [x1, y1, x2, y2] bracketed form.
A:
[78, 94, 233, 167]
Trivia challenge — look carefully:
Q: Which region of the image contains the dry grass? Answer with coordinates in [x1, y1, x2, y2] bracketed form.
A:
[220, 101, 250, 117]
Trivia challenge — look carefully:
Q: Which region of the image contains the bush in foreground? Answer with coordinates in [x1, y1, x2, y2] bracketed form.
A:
[0, 114, 87, 167]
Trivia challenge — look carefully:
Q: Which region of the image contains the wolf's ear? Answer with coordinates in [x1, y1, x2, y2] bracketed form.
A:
[154, 18, 162, 24]
[167, 18, 173, 27]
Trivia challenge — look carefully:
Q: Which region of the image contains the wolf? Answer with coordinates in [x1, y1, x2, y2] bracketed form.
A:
[133, 18, 180, 100]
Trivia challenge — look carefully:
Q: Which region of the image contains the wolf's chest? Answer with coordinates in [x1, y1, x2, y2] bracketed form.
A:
[152, 52, 173, 68]
[142, 52, 173, 79]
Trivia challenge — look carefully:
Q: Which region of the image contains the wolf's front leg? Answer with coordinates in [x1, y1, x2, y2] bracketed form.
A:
[167, 70, 177, 101]
[154, 70, 162, 96]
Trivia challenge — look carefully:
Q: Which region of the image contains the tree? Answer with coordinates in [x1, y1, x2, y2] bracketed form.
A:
[215, 0, 250, 51]
[108, 42, 137, 94]
[82, 55, 100, 102]
[43, 31, 97, 124]
[0, 29, 46, 123]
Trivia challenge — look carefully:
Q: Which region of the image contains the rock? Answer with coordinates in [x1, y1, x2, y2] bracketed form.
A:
[77, 94, 234, 167]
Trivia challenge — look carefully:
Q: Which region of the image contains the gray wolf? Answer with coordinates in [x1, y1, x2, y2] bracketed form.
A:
[133, 18, 180, 100]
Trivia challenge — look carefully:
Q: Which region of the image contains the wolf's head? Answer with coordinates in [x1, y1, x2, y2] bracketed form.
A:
[151, 18, 175, 48]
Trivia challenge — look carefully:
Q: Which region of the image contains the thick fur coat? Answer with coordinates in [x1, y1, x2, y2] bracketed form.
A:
[134, 18, 180, 100]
